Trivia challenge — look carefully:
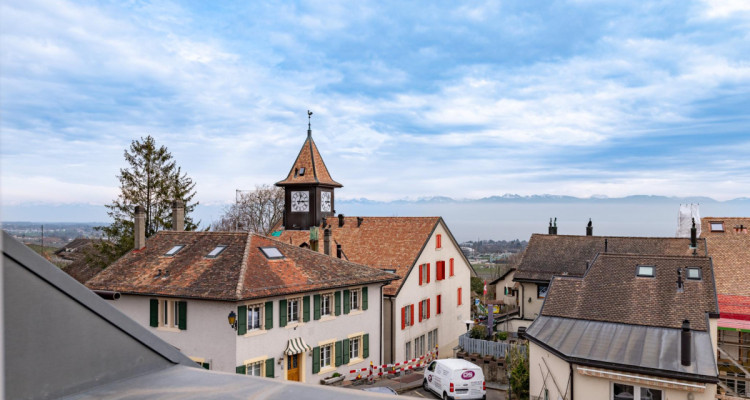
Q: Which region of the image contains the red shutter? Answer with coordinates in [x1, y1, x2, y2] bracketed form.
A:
[458, 288, 463, 305]
[419, 264, 423, 285]
[436, 234, 441, 248]
[450, 258, 454, 276]
[426, 263, 431, 283]
[427, 298, 431, 319]
[401, 307, 406, 330]
[419, 301, 423, 322]
[440, 261, 446, 280]
[410, 304, 414, 326]
[437, 295, 441, 314]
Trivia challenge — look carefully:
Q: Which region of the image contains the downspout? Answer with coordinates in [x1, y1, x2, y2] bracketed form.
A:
[391, 296, 396, 363]
[569, 363, 574, 400]
[380, 283, 385, 366]
[521, 284, 525, 319]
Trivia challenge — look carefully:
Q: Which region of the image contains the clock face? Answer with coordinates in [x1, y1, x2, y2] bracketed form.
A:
[291, 191, 309, 212]
[321, 191, 332, 212]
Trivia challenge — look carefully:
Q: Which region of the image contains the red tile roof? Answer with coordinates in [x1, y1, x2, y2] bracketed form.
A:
[274, 216, 455, 296]
[86, 231, 396, 301]
[275, 135, 342, 187]
[541, 253, 718, 331]
[700, 217, 750, 297]
[718, 294, 750, 320]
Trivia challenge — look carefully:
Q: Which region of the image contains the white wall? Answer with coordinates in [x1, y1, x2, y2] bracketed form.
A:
[492, 270, 517, 306]
[521, 282, 545, 320]
[392, 221, 472, 363]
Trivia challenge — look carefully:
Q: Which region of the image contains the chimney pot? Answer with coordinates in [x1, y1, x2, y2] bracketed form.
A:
[324, 229, 331, 256]
[338, 214, 345, 227]
[357, 217, 364, 227]
[604, 238, 608, 252]
[336, 244, 342, 258]
[690, 218, 697, 248]
[681, 320, 691, 366]
[586, 218, 593, 236]
[172, 200, 185, 232]
[134, 205, 146, 250]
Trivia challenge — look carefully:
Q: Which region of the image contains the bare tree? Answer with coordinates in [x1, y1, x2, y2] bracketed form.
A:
[212, 185, 284, 235]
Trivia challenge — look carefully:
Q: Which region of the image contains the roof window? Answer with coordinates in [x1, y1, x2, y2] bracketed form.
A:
[710, 222, 724, 232]
[686, 267, 702, 280]
[260, 247, 284, 259]
[298, 167, 305, 176]
[206, 245, 227, 258]
[636, 265, 655, 277]
[164, 245, 185, 256]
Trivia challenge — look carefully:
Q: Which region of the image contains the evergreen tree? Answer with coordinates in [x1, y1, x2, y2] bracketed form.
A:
[92, 136, 199, 268]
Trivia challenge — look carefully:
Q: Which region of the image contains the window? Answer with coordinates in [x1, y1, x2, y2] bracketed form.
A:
[710, 221, 725, 232]
[260, 247, 284, 259]
[637, 265, 655, 277]
[206, 245, 227, 258]
[686, 267, 702, 280]
[419, 263, 430, 285]
[420, 299, 430, 321]
[320, 343, 333, 369]
[287, 298, 299, 323]
[150, 298, 187, 330]
[246, 360, 263, 377]
[247, 304, 262, 331]
[350, 289, 360, 311]
[165, 245, 185, 256]
[436, 295, 442, 315]
[402, 304, 414, 329]
[298, 167, 305, 176]
[350, 336, 361, 360]
[415, 335, 425, 357]
[458, 287, 462, 306]
[428, 329, 438, 352]
[537, 284, 549, 298]
[321, 293, 332, 317]
[449, 258, 454, 277]
[612, 383, 662, 400]
[405, 341, 412, 361]
[436, 261, 446, 281]
[436, 234, 442, 249]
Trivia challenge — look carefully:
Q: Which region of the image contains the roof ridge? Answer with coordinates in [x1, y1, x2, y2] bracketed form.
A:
[235, 232, 253, 298]
[596, 253, 710, 260]
[532, 233, 700, 240]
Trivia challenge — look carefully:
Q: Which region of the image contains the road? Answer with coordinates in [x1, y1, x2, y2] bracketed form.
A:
[401, 385, 506, 400]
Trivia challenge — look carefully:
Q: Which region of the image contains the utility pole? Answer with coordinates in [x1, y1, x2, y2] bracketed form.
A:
[41, 224, 44, 257]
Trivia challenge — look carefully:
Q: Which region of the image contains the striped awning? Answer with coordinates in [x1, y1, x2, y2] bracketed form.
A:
[285, 337, 311, 355]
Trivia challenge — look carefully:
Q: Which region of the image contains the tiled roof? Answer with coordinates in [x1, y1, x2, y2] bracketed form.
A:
[273, 216, 443, 296]
[54, 238, 96, 261]
[86, 231, 396, 301]
[62, 258, 103, 284]
[718, 294, 750, 320]
[275, 134, 342, 187]
[541, 253, 718, 331]
[699, 217, 750, 297]
[514, 234, 706, 282]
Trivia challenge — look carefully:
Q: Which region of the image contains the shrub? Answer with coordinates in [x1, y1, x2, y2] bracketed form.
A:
[496, 331, 508, 341]
[470, 324, 487, 339]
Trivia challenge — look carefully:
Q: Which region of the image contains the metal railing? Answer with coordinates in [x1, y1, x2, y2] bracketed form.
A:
[458, 332, 527, 359]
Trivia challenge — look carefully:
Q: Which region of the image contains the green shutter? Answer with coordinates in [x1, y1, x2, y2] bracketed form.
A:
[265, 301, 273, 330]
[303, 296, 311, 322]
[178, 301, 187, 330]
[202, 362, 210, 370]
[335, 291, 341, 316]
[335, 341, 343, 366]
[265, 358, 274, 378]
[362, 287, 368, 310]
[236, 365, 246, 374]
[343, 290, 350, 314]
[237, 305, 247, 335]
[312, 346, 321, 374]
[313, 294, 321, 320]
[279, 299, 287, 327]
[149, 299, 158, 327]
[343, 338, 350, 364]
[363, 334, 369, 358]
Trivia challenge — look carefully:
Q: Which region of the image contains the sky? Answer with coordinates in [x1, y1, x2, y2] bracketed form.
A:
[2, 0, 750, 221]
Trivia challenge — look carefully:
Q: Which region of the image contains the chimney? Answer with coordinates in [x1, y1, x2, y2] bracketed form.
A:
[336, 244, 342, 259]
[310, 227, 319, 252]
[338, 214, 345, 227]
[324, 229, 331, 256]
[172, 200, 185, 232]
[357, 217, 364, 227]
[681, 320, 691, 366]
[677, 268, 684, 293]
[586, 218, 593, 236]
[690, 218, 697, 248]
[548, 218, 557, 235]
[604, 238, 608, 252]
[134, 205, 146, 250]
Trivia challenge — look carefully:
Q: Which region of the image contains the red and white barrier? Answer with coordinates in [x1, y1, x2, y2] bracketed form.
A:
[346, 346, 439, 381]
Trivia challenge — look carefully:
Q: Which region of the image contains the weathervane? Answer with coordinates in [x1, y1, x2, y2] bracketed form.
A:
[307, 110, 313, 137]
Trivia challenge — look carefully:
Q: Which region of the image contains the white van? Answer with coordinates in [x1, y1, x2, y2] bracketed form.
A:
[423, 359, 486, 400]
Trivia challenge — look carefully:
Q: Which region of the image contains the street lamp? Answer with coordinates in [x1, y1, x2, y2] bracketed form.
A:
[228, 311, 237, 330]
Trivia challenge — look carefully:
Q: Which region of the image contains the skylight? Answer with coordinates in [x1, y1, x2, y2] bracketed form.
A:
[206, 245, 227, 258]
[165, 245, 185, 256]
[710, 222, 724, 232]
[636, 265, 655, 277]
[260, 247, 284, 259]
[686, 267, 702, 280]
[298, 167, 305, 176]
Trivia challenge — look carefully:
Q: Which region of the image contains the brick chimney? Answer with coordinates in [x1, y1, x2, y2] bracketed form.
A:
[172, 200, 185, 232]
[336, 244, 342, 258]
[338, 214, 345, 227]
[324, 228, 331, 256]
[134, 205, 146, 250]
[586, 218, 593, 236]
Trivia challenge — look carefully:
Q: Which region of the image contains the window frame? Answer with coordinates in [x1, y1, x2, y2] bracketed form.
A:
[350, 288, 360, 311]
[686, 267, 702, 280]
[164, 244, 185, 257]
[320, 342, 333, 370]
[247, 303, 263, 331]
[405, 341, 412, 361]
[537, 284, 549, 299]
[710, 221, 725, 232]
[287, 298, 300, 323]
[260, 247, 284, 260]
[415, 334, 425, 357]
[246, 360, 264, 377]
[321, 293, 332, 317]
[160, 299, 178, 329]
[611, 382, 663, 400]
[636, 265, 655, 278]
[405, 304, 413, 326]
[206, 245, 228, 258]
[349, 336, 361, 360]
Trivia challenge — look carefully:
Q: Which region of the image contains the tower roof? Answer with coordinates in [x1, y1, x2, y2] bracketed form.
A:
[276, 134, 342, 187]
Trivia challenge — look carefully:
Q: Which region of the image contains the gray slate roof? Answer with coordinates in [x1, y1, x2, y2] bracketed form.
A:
[526, 316, 718, 382]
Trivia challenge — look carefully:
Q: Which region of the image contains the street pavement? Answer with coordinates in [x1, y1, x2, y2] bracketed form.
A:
[348, 370, 507, 399]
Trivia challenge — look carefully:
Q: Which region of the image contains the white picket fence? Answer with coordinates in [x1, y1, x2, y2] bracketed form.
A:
[458, 332, 526, 359]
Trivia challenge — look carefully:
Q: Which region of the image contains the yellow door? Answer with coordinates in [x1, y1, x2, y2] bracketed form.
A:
[287, 354, 300, 381]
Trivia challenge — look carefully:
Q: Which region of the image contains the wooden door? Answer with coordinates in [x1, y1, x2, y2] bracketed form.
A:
[287, 354, 300, 381]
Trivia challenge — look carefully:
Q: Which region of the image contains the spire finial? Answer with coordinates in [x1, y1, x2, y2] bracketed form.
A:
[307, 110, 313, 137]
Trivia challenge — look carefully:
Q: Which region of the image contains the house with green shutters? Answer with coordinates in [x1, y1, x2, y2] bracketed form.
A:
[87, 212, 396, 383]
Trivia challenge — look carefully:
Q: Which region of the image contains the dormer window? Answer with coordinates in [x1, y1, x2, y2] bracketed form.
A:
[260, 247, 284, 260]
[636, 265, 655, 277]
[165, 245, 185, 257]
[710, 222, 724, 232]
[686, 267, 702, 280]
[298, 167, 305, 176]
[206, 245, 227, 258]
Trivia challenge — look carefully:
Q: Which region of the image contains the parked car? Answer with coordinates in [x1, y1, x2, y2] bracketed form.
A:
[423, 359, 485, 400]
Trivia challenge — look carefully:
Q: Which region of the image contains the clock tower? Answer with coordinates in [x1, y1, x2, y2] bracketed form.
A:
[275, 113, 342, 230]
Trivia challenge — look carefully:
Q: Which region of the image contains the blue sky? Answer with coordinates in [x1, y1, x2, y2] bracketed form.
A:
[2, 0, 749, 215]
